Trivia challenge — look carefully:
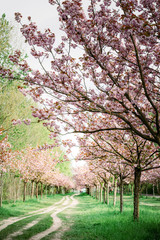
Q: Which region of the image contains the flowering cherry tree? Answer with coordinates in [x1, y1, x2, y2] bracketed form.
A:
[76, 129, 160, 219]
[0, 0, 160, 217]
[0, 127, 12, 206]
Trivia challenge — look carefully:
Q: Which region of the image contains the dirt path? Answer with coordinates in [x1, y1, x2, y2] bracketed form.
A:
[1, 194, 78, 240]
[29, 194, 78, 240]
[0, 196, 66, 232]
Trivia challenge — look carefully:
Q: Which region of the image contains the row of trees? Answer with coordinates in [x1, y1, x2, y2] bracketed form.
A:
[0, 129, 74, 205]
[0, 0, 160, 221]
[0, 14, 74, 206]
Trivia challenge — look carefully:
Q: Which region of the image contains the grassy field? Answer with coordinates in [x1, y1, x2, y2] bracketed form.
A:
[60, 193, 160, 240]
[0, 194, 63, 221]
[0, 193, 160, 240]
[0, 194, 63, 240]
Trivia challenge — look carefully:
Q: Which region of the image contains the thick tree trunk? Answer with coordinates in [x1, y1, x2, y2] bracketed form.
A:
[23, 181, 27, 202]
[113, 177, 117, 207]
[0, 171, 3, 207]
[134, 167, 141, 220]
[36, 182, 39, 199]
[120, 176, 123, 213]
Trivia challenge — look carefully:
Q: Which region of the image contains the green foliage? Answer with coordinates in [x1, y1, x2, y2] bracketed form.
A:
[57, 161, 72, 176]
[0, 81, 54, 150]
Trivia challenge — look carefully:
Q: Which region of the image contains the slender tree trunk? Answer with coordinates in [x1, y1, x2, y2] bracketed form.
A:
[145, 184, 148, 196]
[113, 177, 117, 207]
[13, 177, 16, 204]
[153, 184, 155, 196]
[100, 183, 103, 202]
[103, 187, 106, 203]
[106, 183, 109, 205]
[0, 171, 3, 207]
[31, 181, 34, 198]
[36, 182, 39, 199]
[120, 176, 123, 213]
[96, 185, 98, 200]
[23, 181, 27, 202]
[41, 182, 43, 198]
[134, 167, 141, 220]
[131, 183, 134, 196]
[157, 180, 160, 195]
[17, 178, 21, 200]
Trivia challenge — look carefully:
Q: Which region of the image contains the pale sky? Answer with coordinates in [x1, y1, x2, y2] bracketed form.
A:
[0, 0, 87, 164]
[1, 0, 59, 30]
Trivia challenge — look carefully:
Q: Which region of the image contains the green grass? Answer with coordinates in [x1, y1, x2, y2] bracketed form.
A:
[0, 194, 64, 221]
[12, 214, 53, 240]
[0, 193, 160, 240]
[60, 194, 160, 240]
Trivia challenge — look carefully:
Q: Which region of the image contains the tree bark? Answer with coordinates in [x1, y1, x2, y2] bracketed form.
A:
[107, 183, 109, 205]
[100, 183, 103, 202]
[153, 184, 155, 196]
[23, 181, 27, 202]
[134, 167, 141, 220]
[145, 184, 148, 196]
[0, 171, 3, 207]
[41, 182, 43, 198]
[31, 181, 34, 198]
[113, 177, 117, 207]
[13, 177, 16, 204]
[35, 182, 39, 199]
[103, 187, 106, 203]
[157, 180, 160, 195]
[96, 185, 98, 200]
[120, 176, 123, 213]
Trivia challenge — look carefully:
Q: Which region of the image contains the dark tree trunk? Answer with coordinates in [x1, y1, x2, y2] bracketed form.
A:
[41, 182, 43, 198]
[103, 187, 106, 204]
[120, 176, 123, 213]
[145, 184, 148, 196]
[134, 167, 141, 220]
[36, 182, 39, 199]
[153, 184, 155, 196]
[157, 180, 160, 195]
[23, 181, 27, 202]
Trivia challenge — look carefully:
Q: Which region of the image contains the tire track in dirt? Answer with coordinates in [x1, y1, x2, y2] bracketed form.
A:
[0, 196, 66, 232]
[29, 194, 79, 240]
